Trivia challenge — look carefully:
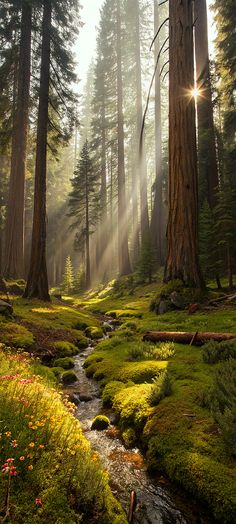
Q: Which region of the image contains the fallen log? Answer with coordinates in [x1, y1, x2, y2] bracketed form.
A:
[143, 331, 236, 346]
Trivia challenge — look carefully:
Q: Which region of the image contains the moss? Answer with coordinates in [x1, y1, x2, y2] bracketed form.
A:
[113, 383, 152, 432]
[61, 370, 77, 384]
[102, 381, 126, 406]
[85, 325, 104, 339]
[53, 357, 75, 370]
[51, 366, 64, 378]
[91, 415, 110, 430]
[74, 332, 89, 349]
[53, 340, 78, 357]
[0, 322, 34, 348]
[106, 309, 143, 319]
[202, 339, 236, 364]
[122, 428, 137, 447]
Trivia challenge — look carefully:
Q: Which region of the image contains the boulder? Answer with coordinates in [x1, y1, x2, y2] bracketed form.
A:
[170, 291, 186, 310]
[79, 393, 94, 402]
[158, 300, 172, 315]
[0, 299, 13, 316]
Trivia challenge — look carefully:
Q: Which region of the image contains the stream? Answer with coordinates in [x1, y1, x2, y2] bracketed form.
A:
[66, 322, 214, 524]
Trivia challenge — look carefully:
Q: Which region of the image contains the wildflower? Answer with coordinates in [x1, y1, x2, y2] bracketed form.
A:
[27, 454, 33, 459]
[29, 442, 35, 448]
[20, 456, 25, 461]
[28, 465, 33, 471]
[2, 459, 17, 476]
[28, 422, 33, 427]
[11, 440, 18, 448]
[38, 444, 44, 449]
[35, 498, 42, 506]
[5, 431, 11, 437]
[19, 378, 33, 384]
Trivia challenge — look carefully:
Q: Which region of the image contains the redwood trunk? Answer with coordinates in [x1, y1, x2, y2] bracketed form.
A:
[164, 0, 204, 288]
[4, 2, 32, 279]
[24, 0, 51, 301]
[194, 0, 218, 208]
[117, 0, 131, 276]
[143, 331, 236, 345]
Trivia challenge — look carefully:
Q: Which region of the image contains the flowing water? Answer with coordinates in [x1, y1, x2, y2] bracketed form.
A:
[67, 324, 213, 524]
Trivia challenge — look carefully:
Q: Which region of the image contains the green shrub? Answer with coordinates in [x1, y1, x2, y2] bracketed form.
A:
[148, 370, 172, 406]
[53, 357, 74, 370]
[72, 320, 88, 331]
[202, 339, 236, 364]
[102, 381, 126, 406]
[127, 341, 175, 362]
[91, 415, 110, 430]
[61, 370, 77, 384]
[121, 321, 137, 331]
[53, 340, 78, 357]
[210, 360, 236, 455]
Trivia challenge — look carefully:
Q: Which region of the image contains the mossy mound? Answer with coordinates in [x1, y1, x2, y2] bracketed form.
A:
[91, 415, 110, 430]
[102, 380, 126, 406]
[53, 340, 78, 357]
[61, 370, 77, 384]
[106, 309, 142, 319]
[85, 326, 103, 340]
[53, 357, 75, 370]
[74, 332, 89, 349]
[51, 366, 64, 378]
[0, 322, 34, 348]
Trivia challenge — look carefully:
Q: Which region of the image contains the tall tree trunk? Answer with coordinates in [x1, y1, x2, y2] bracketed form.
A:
[97, 88, 108, 278]
[164, 0, 204, 288]
[4, 3, 32, 279]
[151, 0, 164, 266]
[194, 0, 218, 208]
[134, 0, 149, 246]
[85, 158, 91, 289]
[116, 0, 131, 276]
[24, 0, 51, 301]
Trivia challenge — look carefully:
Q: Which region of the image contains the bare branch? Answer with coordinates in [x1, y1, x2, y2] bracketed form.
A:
[150, 17, 169, 51]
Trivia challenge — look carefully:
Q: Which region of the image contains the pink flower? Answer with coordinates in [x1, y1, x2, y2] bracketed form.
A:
[35, 498, 42, 506]
[19, 379, 33, 384]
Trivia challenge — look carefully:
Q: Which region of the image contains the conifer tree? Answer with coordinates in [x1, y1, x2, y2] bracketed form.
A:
[62, 255, 74, 295]
[68, 141, 98, 289]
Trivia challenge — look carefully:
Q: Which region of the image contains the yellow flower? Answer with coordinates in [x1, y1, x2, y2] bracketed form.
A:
[28, 422, 33, 427]
[28, 465, 33, 471]
[20, 456, 25, 461]
[29, 442, 35, 448]
[5, 431, 11, 437]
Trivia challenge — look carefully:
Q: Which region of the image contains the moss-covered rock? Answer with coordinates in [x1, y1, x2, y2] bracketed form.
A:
[51, 366, 64, 378]
[53, 341, 78, 358]
[53, 357, 75, 370]
[91, 415, 110, 430]
[61, 370, 77, 384]
[102, 381, 126, 406]
[85, 326, 103, 340]
[75, 332, 89, 349]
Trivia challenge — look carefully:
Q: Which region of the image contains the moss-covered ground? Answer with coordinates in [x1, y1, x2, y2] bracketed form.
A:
[71, 279, 236, 524]
[0, 281, 235, 523]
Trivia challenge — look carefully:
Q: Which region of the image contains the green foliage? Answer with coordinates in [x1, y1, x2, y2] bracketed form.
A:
[61, 256, 75, 295]
[136, 236, 157, 284]
[91, 415, 110, 430]
[202, 340, 236, 364]
[53, 357, 74, 370]
[199, 200, 221, 281]
[61, 370, 77, 384]
[128, 341, 175, 362]
[148, 370, 172, 406]
[53, 340, 78, 358]
[210, 360, 236, 455]
[122, 428, 136, 448]
[74, 265, 86, 293]
[75, 332, 89, 349]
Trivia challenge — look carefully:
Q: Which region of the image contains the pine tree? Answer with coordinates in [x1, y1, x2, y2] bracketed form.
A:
[62, 256, 74, 295]
[68, 141, 98, 289]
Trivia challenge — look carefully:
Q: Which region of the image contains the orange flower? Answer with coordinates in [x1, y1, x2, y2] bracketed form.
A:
[28, 465, 33, 471]
[19, 456, 25, 461]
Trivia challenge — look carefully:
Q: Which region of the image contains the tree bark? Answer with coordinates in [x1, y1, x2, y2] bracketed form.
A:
[116, 0, 132, 276]
[134, 0, 149, 246]
[143, 331, 236, 345]
[164, 0, 204, 288]
[151, 0, 164, 266]
[23, 0, 51, 301]
[194, 0, 218, 209]
[4, 2, 32, 279]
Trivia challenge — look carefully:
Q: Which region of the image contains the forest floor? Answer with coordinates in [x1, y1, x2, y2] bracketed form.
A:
[0, 277, 236, 523]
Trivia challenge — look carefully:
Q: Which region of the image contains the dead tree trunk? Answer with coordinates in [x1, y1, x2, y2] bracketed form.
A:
[116, 0, 132, 276]
[143, 331, 236, 345]
[24, 0, 51, 301]
[164, 0, 204, 288]
[4, 2, 32, 279]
